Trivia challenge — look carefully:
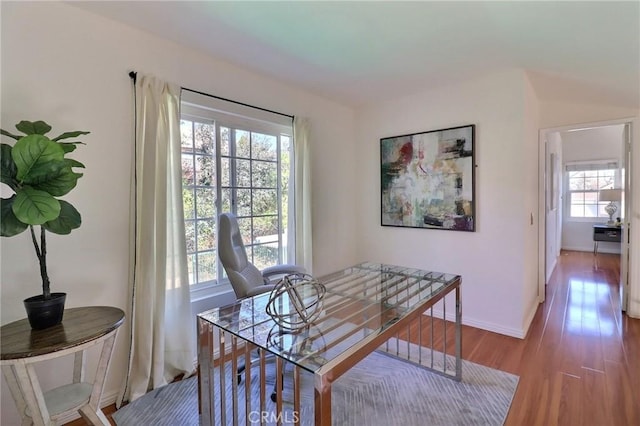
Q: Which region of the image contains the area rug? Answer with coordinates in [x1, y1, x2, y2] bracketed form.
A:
[113, 346, 518, 426]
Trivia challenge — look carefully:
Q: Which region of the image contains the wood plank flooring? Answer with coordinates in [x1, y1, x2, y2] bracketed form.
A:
[67, 250, 639, 425]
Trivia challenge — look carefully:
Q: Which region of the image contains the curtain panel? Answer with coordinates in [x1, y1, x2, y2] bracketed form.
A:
[293, 117, 313, 273]
[119, 74, 194, 404]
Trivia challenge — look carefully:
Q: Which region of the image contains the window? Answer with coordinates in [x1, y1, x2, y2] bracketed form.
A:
[180, 95, 293, 292]
[566, 161, 618, 219]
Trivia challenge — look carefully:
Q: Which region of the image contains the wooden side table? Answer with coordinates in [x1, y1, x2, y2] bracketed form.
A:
[1, 306, 124, 426]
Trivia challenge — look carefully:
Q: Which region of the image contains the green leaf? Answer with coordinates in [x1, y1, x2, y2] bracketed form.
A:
[0, 196, 28, 237]
[12, 135, 64, 181]
[1, 143, 18, 190]
[43, 200, 81, 235]
[52, 131, 90, 141]
[64, 158, 85, 169]
[1, 129, 21, 140]
[15, 120, 51, 135]
[58, 142, 81, 153]
[12, 186, 60, 225]
[31, 166, 83, 196]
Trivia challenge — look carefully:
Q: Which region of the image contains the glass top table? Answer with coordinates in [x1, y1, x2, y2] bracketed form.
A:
[197, 262, 462, 426]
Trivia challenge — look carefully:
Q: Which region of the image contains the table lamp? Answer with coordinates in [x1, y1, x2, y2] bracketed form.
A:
[599, 188, 622, 224]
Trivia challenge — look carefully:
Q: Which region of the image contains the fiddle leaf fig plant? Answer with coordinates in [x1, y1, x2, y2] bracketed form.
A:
[1, 120, 89, 298]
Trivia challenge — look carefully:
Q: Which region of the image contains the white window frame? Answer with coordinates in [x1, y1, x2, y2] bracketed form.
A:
[180, 95, 294, 300]
[564, 160, 619, 222]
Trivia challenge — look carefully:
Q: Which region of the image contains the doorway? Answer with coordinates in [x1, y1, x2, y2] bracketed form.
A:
[538, 118, 634, 311]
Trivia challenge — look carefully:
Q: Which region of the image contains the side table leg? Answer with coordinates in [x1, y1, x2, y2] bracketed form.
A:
[13, 364, 51, 426]
[80, 331, 118, 425]
[2, 365, 31, 426]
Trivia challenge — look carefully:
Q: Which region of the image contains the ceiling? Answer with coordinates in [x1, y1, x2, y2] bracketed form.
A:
[70, 1, 640, 108]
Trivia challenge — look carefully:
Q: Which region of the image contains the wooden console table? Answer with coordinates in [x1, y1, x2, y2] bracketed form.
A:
[1, 306, 124, 425]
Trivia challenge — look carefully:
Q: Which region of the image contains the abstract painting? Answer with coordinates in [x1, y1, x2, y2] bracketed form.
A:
[381, 124, 475, 231]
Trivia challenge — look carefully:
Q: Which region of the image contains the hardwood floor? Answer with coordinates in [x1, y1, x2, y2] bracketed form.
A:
[67, 250, 639, 425]
[407, 249, 639, 426]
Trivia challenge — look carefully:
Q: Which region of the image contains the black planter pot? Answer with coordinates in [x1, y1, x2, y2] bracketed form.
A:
[23, 293, 66, 330]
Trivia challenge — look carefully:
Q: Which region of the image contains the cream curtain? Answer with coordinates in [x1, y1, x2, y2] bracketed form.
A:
[119, 74, 194, 404]
[293, 117, 313, 273]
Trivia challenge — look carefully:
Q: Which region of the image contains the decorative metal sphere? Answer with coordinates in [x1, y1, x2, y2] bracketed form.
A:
[265, 273, 326, 331]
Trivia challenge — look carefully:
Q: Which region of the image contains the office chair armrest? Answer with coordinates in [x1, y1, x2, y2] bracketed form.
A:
[246, 284, 276, 298]
[262, 264, 306, 281]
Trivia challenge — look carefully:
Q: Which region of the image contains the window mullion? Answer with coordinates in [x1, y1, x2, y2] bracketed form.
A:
[276, 134, 283, 264]
[215, 122, 223, 283]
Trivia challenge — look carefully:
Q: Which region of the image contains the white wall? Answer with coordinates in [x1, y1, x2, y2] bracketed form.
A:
[0, 2, 358, 424]
[560, 125, 625, 253]
[355, 69, 536, 339]
[522, 73, 541, 332]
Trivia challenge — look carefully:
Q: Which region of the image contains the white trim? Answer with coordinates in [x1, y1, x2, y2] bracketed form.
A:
[562, 245, 621, 254]
[539, 116, 637, 312]
[429, 310, 528, 339]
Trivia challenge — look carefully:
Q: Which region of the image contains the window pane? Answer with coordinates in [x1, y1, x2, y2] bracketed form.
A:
[253, 243, 278, 270]
[182, 155, 194, 185]
[197, 220, 215, 251]
[181, 120, 193, 151]
[253, 189, 277, 215]
[221, 157, 230, 187]
[252, 160, 277, 188]
[584, 178, 598, 190]
[221, 188, 232, 213]
[570, 192, 584, 204]
[598, 175, 614, 189]
[220, 127, 230, 156]
[238, 217, 252, 245]
[195, 155, 215, 186]
[197, 251, 216, 283]
[584, 192, 597, 203]
[237, 189, 251, 216]
[252, 133, 277, 161]
[598, 203, 609, 217]
[569, 177, 584, 191]
[253, 215, 278, 241]
[570, 205, 583, 217]
[237, 159, 251, 187]
[584, 204, 598, 217]
[194, 122, 215, 154]
[185, 221, 196, 253]
[235, 129, 250, 158]
[183, 188, 195, 219]
[196, 188, 215, 218]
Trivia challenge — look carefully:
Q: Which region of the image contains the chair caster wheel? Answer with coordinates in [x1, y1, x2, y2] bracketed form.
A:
[270, 392, 277, 402]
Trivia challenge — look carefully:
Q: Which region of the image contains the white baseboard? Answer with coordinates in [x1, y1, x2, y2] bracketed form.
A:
[562, 245, 620, 254]
[522, 300, 539, 338]
[428, 310, 526, 339]
[546, 256, 557, 282]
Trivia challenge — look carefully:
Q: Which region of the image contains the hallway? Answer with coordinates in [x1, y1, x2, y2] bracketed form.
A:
[473, 250, 640, 425]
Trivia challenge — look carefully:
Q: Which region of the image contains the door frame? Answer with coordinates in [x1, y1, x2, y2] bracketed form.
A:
[537, 117, 636, 308]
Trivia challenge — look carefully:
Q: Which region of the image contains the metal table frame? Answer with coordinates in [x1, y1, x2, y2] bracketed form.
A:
[198, 262, 461, 426]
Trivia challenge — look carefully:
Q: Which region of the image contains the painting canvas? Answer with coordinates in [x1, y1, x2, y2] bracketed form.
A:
[381, 124, 476, 231]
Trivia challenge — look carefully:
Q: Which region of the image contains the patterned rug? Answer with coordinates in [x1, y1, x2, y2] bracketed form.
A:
[113, 346, 518, 426]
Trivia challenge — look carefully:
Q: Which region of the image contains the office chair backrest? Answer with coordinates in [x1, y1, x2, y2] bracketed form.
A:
[218, 213, 266, 299]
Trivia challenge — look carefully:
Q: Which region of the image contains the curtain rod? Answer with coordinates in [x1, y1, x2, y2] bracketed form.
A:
[128, 71, 294, 120]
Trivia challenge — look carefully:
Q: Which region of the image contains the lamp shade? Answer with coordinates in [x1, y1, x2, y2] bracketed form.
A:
[599, 188, 622, 202]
